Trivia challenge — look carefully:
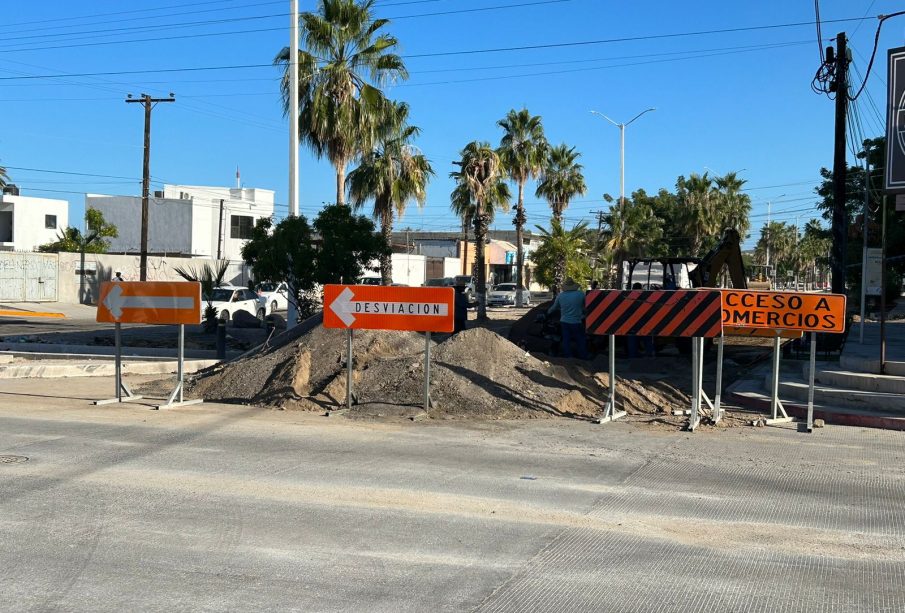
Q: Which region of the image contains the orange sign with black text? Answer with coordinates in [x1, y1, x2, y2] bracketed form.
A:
[323, 284, 454, 333]
[96, 281, 202, 325]
[721, 290, 846, 333]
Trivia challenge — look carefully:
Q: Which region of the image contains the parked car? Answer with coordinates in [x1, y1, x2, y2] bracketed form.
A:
[255, 281, 289, 314]
[453, 275, 477, 305]
[359, 277, 382, 286]
[208, 286, 265, 323]
[486, 283, 531, 307]
[424, 277, 456, 287]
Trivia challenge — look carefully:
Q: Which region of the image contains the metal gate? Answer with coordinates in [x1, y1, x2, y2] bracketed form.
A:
[0, 252, 59, 302]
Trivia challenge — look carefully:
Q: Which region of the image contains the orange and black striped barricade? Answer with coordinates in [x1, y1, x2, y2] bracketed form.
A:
[585, 289, 723, 430]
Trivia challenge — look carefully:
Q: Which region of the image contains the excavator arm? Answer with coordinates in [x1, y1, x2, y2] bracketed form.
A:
[688, 228, 747, 289]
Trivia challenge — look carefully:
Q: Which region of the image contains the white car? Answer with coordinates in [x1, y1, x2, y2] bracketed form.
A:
[208, 286, 265, 323]
[256, 281, 289, 314]
[486, 283, 531, 307]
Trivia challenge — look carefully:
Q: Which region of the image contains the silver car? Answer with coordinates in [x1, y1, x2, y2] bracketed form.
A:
[486, 283, 531, 307]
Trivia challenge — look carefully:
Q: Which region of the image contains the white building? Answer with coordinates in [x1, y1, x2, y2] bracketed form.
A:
[0, 187, 69, 251]
[86, 184, 274, 261]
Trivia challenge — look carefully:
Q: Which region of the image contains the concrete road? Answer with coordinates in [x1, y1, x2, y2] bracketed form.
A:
[1, 376, 904, 612]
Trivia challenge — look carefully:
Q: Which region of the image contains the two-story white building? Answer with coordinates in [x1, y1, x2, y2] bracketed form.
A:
[86, 184, 274, 261]
[0, 186, 69, 252]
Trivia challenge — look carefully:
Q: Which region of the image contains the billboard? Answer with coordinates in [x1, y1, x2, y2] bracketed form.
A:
[886, 46, 905, 193]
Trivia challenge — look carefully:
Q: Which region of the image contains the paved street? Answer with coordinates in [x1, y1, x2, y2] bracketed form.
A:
[1, 375, 904, 612]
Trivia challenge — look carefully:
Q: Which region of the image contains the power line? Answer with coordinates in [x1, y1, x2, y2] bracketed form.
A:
[848, 9, 905, 101]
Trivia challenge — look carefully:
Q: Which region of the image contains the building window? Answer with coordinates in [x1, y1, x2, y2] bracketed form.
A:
[45, 215, 57, 229]
[230, 215, 253, 239]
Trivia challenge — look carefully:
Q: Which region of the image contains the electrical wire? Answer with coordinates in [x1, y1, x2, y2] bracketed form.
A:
[849, 9, 905, 101]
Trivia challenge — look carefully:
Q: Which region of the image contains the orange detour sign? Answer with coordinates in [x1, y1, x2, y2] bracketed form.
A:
[323, 284, 454, 333]
[96, 281, 202, 325]
[721, 290, 846, 333]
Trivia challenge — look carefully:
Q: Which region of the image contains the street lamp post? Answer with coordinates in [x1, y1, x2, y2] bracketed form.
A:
[591, 107, 655, 288]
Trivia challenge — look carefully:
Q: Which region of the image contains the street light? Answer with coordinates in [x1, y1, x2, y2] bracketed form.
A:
[590, 107, 655, 288]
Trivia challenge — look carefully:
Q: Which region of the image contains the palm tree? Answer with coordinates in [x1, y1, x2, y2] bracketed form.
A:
[347, 102, 434, 285]
[275, 0, 408, 205]
[0, 163, 8, 189]
[173, 260, 231, 330]
[450, 141, 510, 321]
[497, 109, 548, 305]
[450, 182, 476, 277]
[535, 144, 587, 224]
[531, 220, 591, 292]
[676, 172, 717, 255]
[712, 171, 752, 239]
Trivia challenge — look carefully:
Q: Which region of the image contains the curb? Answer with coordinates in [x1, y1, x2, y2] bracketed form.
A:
[728, 391, 905, 431]
[0, 359, 218, 379]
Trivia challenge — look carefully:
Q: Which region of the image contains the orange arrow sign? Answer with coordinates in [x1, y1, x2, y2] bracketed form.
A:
[96, 281, 202, 325]
[323, 284, 454, 332]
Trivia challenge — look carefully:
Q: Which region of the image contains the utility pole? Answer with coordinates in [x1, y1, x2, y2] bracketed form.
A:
[217, 198, 225, 260]
[830, 32, 849, 295]
[859, 157, 870, 343]
[285, 0, 301, 330]
[590, 210, 605, 281]
[125, 92, 175, 281]
[765, 201, 771, 282]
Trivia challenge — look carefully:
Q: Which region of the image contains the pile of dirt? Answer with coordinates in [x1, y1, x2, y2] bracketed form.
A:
[187, 322, 426, 407]
[188, 320, 704, 423]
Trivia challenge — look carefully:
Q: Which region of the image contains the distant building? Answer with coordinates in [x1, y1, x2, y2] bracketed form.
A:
[390, 230, 542, 288]
[0, 186, 69, 251]
[86, 184, 274, 261]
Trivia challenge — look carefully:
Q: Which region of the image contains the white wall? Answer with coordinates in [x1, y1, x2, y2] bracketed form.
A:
[87, 194, 194, 255]
[0, 195, 69, 251]
[391, 253, 426, 287]
[442, 257, 461, 278]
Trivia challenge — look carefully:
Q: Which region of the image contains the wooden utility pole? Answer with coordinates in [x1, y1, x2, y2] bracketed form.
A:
[830, 33, 848, 295]
[125, 93, 175, 281]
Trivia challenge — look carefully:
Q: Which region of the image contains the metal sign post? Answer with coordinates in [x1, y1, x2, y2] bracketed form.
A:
[766, 334, 792, 425]
[597, 334, 625, 424]
[346, 328, 354, 410]
[689, 338, 701, 430]
[424, 332, 432, 412]
[94, 322, 143, 405]
[712, 334, 725, 424]
[156, 324, 202, 409]
[807, 332, 817, 432]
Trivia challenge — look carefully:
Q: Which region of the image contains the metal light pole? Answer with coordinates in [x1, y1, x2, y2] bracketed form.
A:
[287, 0, 300, 330]
[590, 108, 655, 288]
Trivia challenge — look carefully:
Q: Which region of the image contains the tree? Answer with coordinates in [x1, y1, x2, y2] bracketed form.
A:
[450, 182, 475, 277]
[347, 101, 433, 285]
[173, 260, 231, 329]
[602, 193, 664, 259]
[0, 162, 8, 189]
[535, 144, 587, 224]
[497, 108, 548, 305]
[675, 172, 717, 256]
[241, 215, 317, 315]
[313, 203, 389, 285]
[753, 221, 797, 281]
[38, 208, 118, 254]
[450, 141, 510, 320]
[530, 220, 591, 291]
[275, 0, 408, 205]
[712, 171, 752, 240]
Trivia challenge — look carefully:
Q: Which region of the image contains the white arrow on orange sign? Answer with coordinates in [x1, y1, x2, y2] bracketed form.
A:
[103, 283, 196, 320]
[329, 286, 450, 327]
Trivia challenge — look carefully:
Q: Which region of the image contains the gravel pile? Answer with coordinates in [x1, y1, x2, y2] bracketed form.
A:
[189, 322, 696, 422]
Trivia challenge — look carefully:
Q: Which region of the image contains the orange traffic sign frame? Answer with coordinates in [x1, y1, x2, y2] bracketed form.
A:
[723, 326, 803, 339]
[721, 290, 846, 333]
[323, 284, 454, 333]
[97, 281, 202, 325]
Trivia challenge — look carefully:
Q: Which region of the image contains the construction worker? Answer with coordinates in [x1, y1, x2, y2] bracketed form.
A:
[547, 277, 587, 359]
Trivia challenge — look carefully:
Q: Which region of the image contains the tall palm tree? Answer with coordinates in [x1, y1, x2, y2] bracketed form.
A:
[535, 144, 587, 224]
[676, 172, 717, 255]
[497, 108, 548, 305]
[450, 141, 510, 321]
[713, 171, 752, 239]
[450, 182, 475, 277]
[275, 0, 408, 205]
[0, 163, 8, 189]
[347, 102, 434, 285]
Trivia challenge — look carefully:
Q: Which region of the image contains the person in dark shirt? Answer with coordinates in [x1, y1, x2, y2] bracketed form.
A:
[453, 284, 468, 333]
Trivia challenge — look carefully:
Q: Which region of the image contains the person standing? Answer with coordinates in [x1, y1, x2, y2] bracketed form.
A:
[547, 277, 587, 359]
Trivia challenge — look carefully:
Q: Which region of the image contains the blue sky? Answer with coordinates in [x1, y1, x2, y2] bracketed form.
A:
[0, 0, 900, 250]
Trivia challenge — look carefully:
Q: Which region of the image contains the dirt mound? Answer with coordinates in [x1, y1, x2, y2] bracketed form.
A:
[188, 323, 426, 407]
[188, 320, 702, 424]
